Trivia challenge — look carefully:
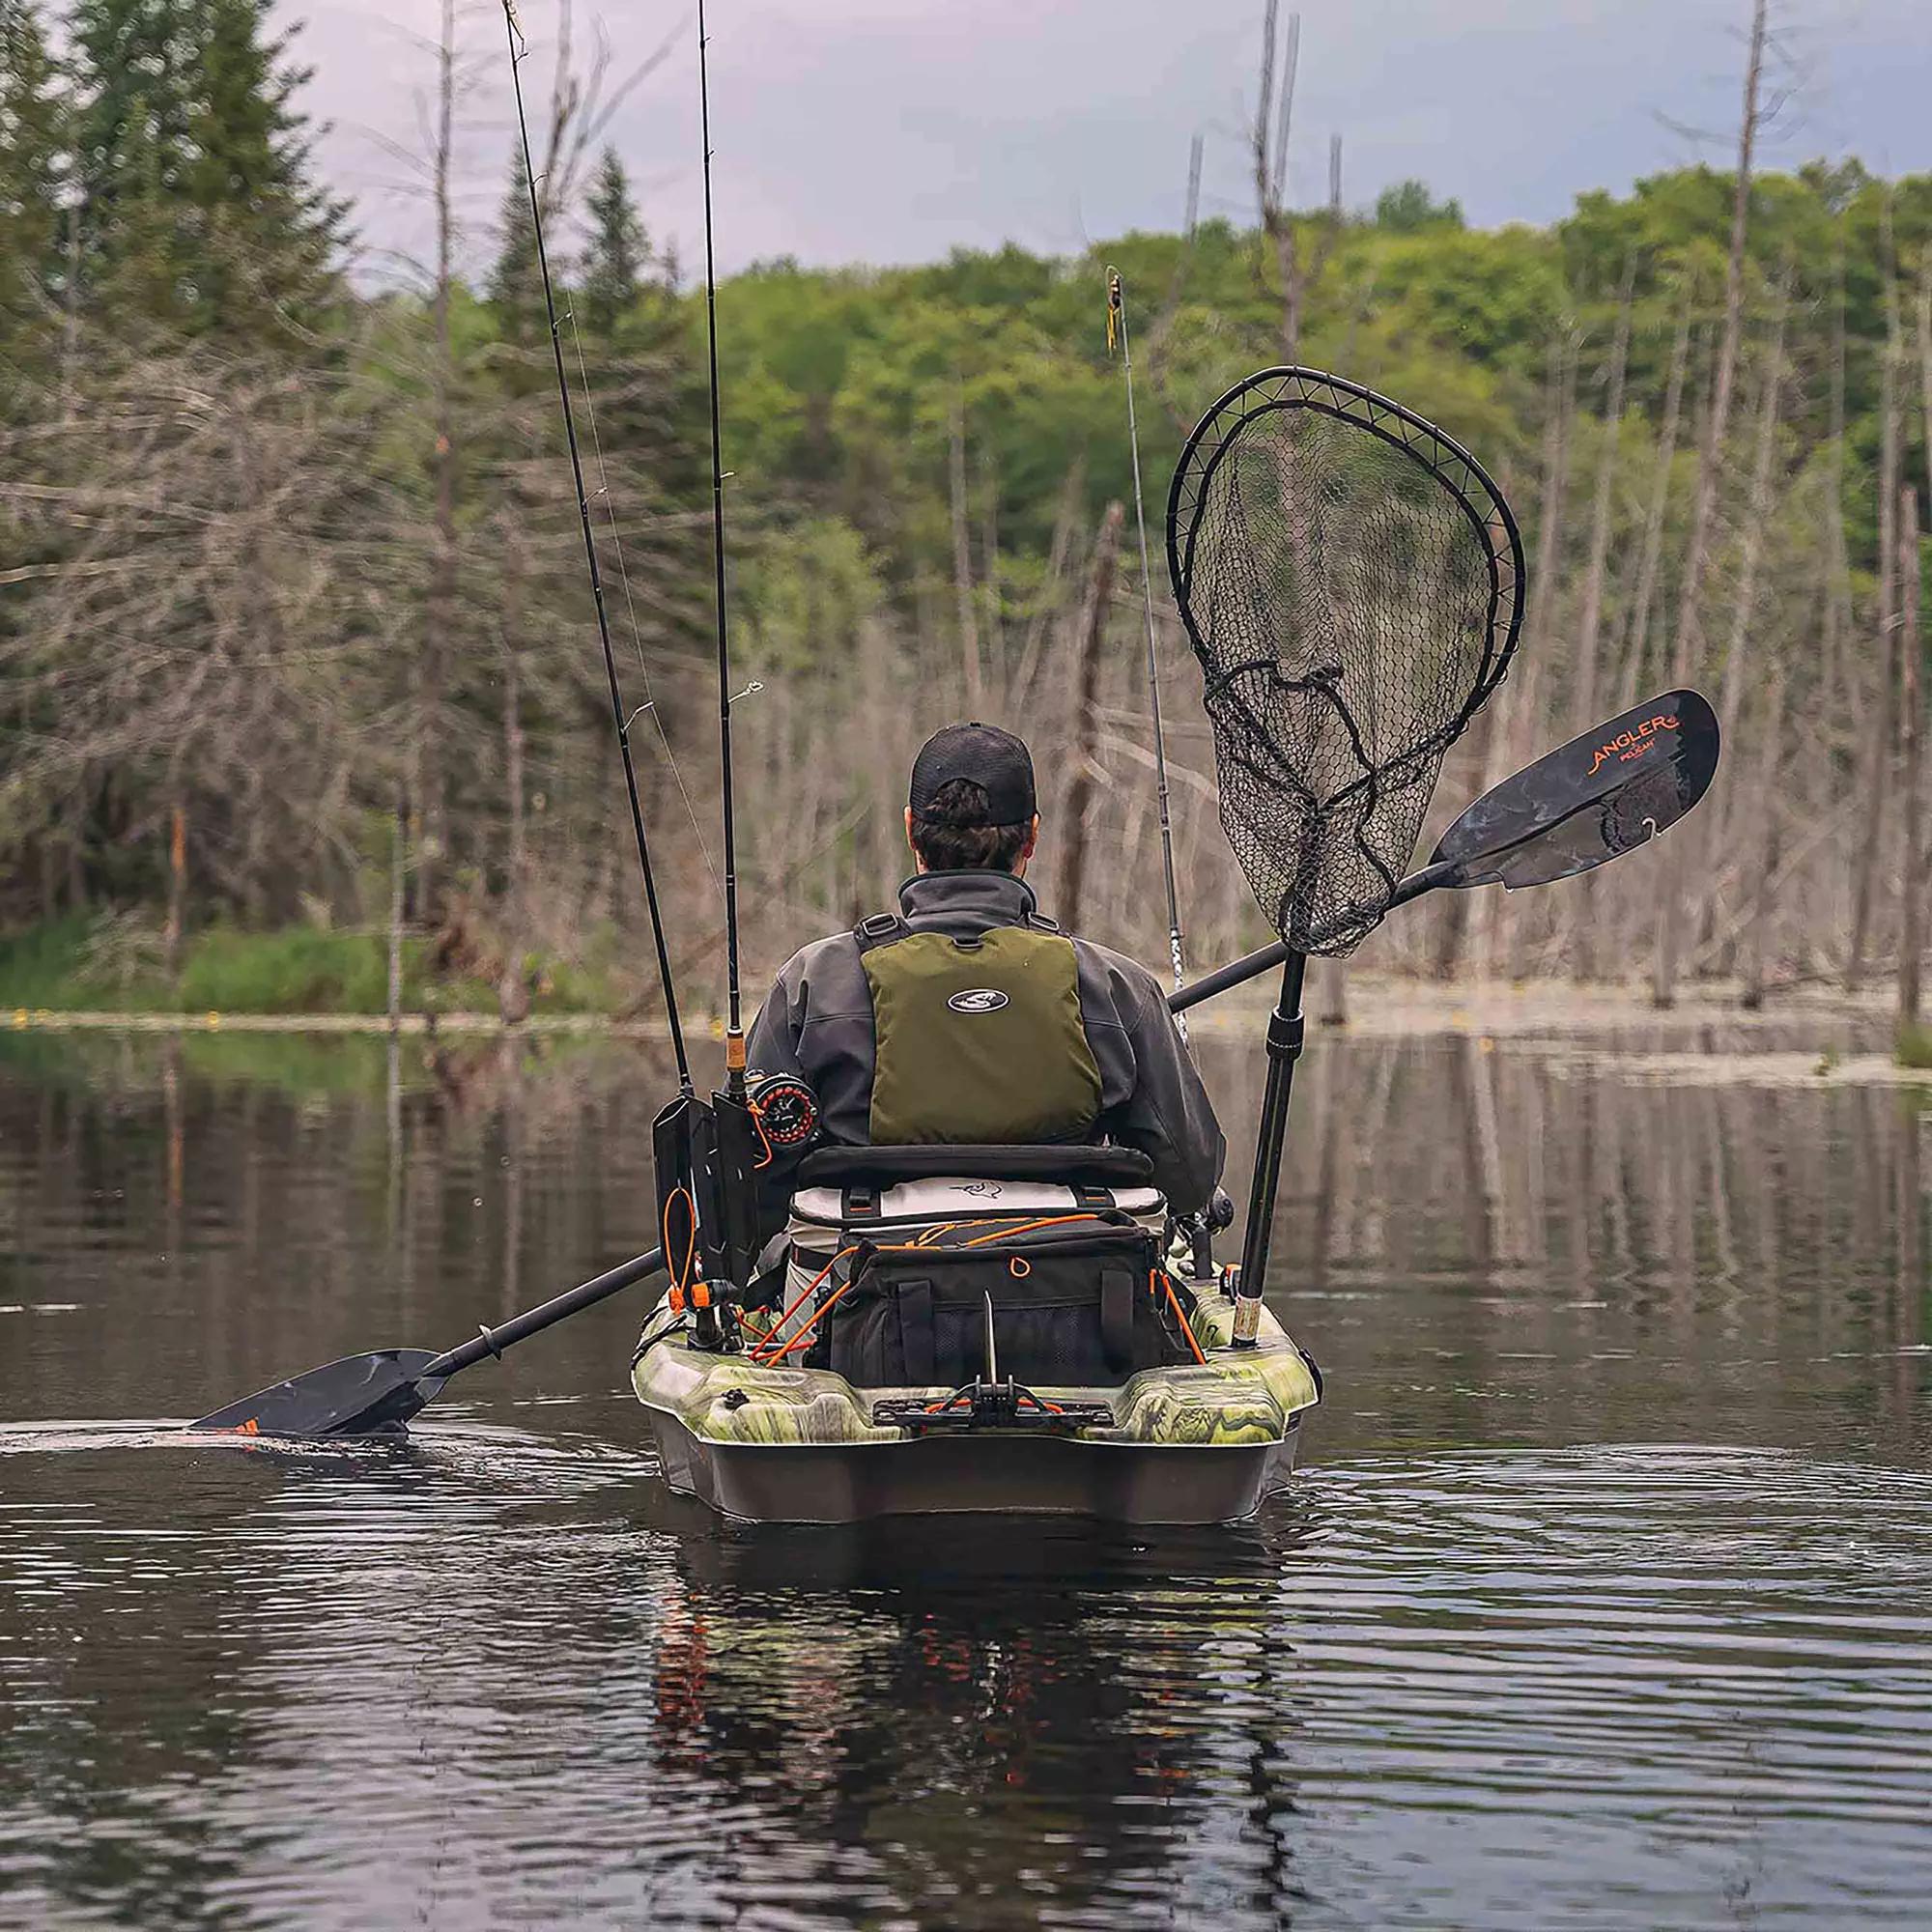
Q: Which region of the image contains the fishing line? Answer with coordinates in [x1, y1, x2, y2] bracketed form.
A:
[696, 0, 746, 1086]
[562, 314, 723, 896]
[502, 0, 692, 1090]
[1107, 270, 1189, 1022]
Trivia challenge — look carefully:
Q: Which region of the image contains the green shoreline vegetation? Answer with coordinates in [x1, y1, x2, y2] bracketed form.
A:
[0, 915, 637, 1020]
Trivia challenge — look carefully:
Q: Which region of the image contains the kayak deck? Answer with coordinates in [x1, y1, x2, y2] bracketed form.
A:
[631, 1292, 1320, 1525]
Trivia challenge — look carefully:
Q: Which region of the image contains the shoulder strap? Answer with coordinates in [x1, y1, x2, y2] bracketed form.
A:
[853, 910, 912, 953]
[855, 901, 1056, 949]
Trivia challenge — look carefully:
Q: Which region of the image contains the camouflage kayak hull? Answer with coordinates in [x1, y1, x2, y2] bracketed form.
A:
[630, 1294, 1321, 1526]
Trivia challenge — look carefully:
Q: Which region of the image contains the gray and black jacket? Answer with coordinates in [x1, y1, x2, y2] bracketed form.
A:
[745, 869, 1225, 1213]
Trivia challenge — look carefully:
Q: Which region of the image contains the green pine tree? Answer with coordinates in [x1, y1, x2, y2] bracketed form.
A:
[69, 0, 344, 342]
[580, 146, 647, 339]
[488, 143, 544, 349]
[0, 0, 67, 364]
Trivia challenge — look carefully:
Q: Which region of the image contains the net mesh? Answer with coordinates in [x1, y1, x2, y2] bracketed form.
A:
[1168, 369, 1523, 955]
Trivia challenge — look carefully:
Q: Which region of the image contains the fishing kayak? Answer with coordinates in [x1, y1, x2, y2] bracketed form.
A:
[631, 1293, 1319, 1525]
[630, 1150, 1321, 1525]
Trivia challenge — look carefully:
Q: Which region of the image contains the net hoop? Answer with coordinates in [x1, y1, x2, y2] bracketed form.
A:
[1164, 366, 1527, 952]
[1167, 366, 1525, 717]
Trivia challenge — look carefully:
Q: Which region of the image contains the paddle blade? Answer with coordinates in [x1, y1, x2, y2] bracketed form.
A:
[1431, 690, 1719, 892]
[189, 1349, 447, 1438]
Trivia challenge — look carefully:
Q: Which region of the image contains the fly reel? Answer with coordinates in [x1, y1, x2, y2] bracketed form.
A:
[745, 1071, 822, 1156]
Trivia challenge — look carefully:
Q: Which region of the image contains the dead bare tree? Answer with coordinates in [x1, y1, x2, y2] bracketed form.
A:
[1056, 503, 1123, 933]
[949, 376, 983, 713]
[1568, 256, 1636, 980]
[1849, 194, 1903, 995]
[1251, 3, 1340, 360]
[1653, 0, 1768, 1007]
[1899, 484, 1924, 1033]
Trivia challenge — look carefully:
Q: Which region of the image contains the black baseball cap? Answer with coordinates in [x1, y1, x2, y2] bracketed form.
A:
[908, 723, 1037, 825]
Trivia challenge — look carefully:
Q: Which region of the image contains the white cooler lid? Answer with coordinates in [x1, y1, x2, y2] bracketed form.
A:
[790, 1176, 1165, 1229]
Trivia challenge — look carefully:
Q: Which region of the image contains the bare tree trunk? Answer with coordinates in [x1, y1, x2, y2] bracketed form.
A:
[1312, 955, 1348, 1027]
[1718, 271, 1790, 765]
[1056, 503, 1122, 932]
[980, 443, 1003, 696]
[1569, 256, 1636, 980]
[1920, 251, 1932, 519]
[1433, 702, 1493, 979]
[1253, 3, 1301, 357]
[1741, 668, 1785, 1009]
[949, 378, 983, 714]
[1012, 460, 1085, 711]
[1850, 206, 1902, 996]
[163, 801, 187, 977]
[67, 795, 85, 912]
[503, 625, 526, 911]
[1499, 330, 1577, 981]
[1573, 256, 1636, 730]
[1825, 226, 1854, 708]
[60, 201, 79, 423]
[420, 0, 459, 929]
[1899, 486, 1924, 1033]
[1620, 296, 1693, 702]
[387, 801, 406, 1037]
[1248, 4, 1334, 362]
[1654, 0, 1766, 1008]
[1489, 328, 1574, 979]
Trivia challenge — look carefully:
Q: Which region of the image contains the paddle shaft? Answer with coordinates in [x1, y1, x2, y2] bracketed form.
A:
[421, 1245, 668, 1381]
[1170, 866, 1449, 1014]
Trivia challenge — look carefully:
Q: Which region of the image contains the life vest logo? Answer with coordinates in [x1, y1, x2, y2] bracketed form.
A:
[1587, 711, 1678, 778]
[948, 988, 1010, 1014]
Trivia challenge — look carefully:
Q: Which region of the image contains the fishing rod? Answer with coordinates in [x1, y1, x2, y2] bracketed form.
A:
[697, 0, 746, 1098]
[644, 0, 763, 1341]
[1107, 270, 1188, 1015]
[501, 0, 691, 1094]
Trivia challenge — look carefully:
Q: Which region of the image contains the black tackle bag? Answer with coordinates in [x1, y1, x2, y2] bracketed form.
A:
[810, 1217, 1198, 1388]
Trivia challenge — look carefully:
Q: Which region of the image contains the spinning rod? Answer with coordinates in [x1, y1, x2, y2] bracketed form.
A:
[501, 0, 692, 1094]
[697, 0, 748, 1095]
[1107, 270, 1189, 1015]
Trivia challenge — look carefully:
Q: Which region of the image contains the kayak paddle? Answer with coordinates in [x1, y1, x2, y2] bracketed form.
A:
[1171, 690, 1720, 1014]
[189, 1245, 668, 1438]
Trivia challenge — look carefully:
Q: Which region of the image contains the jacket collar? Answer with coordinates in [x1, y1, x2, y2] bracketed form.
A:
[897, 869, 1039, 931]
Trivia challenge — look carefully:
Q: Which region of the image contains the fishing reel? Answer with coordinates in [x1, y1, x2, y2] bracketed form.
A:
[652, 1072, 822, 1357]
[745, 1070, 822, 1161]
[1171, 1186, 1235, 1284]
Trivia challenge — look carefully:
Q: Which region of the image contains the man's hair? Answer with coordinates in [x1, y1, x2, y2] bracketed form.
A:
[910, 778, 1031, 872]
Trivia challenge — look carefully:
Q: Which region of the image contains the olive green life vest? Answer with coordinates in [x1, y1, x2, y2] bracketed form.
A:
[860, 919, 1102, 1146]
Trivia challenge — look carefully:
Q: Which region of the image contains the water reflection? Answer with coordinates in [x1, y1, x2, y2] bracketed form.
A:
[0, 1021, 1929, 1928]
[4, 1425, 1930, 1928]
[4, 1018, 1919, 1463]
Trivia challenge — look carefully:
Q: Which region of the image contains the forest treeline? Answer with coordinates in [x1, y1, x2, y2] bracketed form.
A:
[1, 0, 1928, 1024]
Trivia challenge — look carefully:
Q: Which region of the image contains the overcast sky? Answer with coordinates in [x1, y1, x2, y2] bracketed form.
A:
[286, 0, 1932, 289]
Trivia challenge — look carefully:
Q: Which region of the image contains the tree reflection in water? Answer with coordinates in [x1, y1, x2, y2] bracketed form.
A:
[0, 1017, 1926, 1928]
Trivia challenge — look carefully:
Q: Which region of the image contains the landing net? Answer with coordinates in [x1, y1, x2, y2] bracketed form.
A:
[1166, 368, 1524, 954]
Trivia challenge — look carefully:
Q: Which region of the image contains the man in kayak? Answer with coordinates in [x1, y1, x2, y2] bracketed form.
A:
[747, 722, 1224, 1213]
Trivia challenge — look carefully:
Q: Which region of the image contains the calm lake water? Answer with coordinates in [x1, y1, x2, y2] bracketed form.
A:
[1, 1012, 1927, 1929]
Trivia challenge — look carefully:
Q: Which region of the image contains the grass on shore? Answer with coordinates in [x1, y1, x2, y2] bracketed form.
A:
[0, 917, 630, 1019]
